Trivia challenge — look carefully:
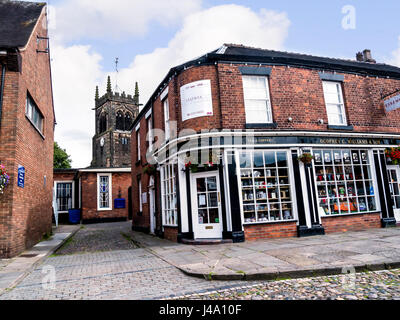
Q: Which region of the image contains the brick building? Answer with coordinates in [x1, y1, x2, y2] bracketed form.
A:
[0, 2, 55, 258]
[131, 44, 400, 243]
[53, 79, 138, 223]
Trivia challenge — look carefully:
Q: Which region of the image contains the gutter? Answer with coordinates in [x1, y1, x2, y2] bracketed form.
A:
[0, 62, 5, 127]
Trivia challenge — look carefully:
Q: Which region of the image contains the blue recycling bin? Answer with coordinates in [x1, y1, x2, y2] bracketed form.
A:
[68, 209, 81, 224]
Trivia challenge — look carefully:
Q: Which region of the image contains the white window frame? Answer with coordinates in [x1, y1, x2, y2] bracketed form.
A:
[54, 181, 75, 213]
[163, 98, 170, 141]
[322, 81, 347, 126]
[97, 173, 112, 211]
[26, 93, 44, 134]
[137, 131, 141, 161]
[147, 116, 153, 152]
[236, 149, 296, 225]
[161, 164, 177, 227]
[312, 148, 378, 217]
[242, 75, 273, 124]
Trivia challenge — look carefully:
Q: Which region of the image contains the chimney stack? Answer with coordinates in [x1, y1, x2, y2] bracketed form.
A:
[356, 49, 376, 63]
[356, 52, 364, 62]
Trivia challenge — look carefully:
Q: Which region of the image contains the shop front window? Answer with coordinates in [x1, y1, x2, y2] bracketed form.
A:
[161, 164, 177, 226]
[239, 150, 293, 223]
[387, 168, 400, 210]
[313, 149, 377, 216]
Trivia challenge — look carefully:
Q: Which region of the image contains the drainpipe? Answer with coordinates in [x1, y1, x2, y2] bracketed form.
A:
[0, 62, 5, 127]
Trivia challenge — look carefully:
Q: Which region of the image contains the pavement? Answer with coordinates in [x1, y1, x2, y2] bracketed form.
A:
[131, 226, 400, 281]
[0, 222, 399, 300]
[0, 224, 80, 295]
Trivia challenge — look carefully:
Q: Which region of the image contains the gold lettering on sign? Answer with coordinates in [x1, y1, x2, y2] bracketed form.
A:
[205, 226, 214, 230]
[319, 138, 382, 145]
[256, 137, 273, 144]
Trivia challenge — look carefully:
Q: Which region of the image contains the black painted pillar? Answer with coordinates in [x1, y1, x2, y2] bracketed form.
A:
[218, 163, 229, 239]
[226, 151, 245, 243]
[297, 150, 325, 237]
[374, 151, 396, 227]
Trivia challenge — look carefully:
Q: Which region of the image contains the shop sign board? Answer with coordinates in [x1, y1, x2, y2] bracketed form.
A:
[384, 94, 400, 113]
[180, 80, 213, 122]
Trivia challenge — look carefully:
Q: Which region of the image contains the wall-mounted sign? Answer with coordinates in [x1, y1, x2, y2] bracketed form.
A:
[384, 94, 400, 112]
[17, 165, 25, 188]
[142, 192, 147, 204]
[180, 80, 213, 122]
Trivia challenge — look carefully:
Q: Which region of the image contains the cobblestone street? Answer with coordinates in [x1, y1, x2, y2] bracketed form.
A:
[172, 269, 400, 300]
[0, 222, 399, 300]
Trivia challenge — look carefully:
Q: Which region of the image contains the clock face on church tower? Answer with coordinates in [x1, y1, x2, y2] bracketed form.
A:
[100, 138, 105, 147]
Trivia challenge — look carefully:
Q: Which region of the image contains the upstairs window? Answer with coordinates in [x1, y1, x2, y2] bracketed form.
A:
[322, 81, 347, 126]
[147, 116, 153, 152]
[242, 76, 273, 124]
[163, 98, 170, 141]
[137, 131, 141, 161]
[26, 93, 44, 133]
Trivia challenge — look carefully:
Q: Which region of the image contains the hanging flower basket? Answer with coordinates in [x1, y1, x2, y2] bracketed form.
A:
[385, 147, 400, 165]
[0, 164, 10, 194]
[298, 153, 314, 165]
[183, 161, 219, 173]
[143, 164, 157, 175]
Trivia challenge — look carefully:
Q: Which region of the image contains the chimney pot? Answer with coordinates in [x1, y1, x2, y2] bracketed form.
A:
[362, 49, 376, 63]
[356, 52, 364, 62]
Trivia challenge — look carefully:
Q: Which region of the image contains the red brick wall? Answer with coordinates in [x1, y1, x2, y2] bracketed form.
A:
[322, 212, 381, 234]
[0, 8, 55, 258]
[163, 226, 178, 242]
[244, 222, 297, 240]
[217, 63, 400, 132]
[80, 172, 131, 221]
[53, 172, 75, 182]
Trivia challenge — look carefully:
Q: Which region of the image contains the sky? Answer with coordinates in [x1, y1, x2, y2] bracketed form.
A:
[31, 0, 400, 168]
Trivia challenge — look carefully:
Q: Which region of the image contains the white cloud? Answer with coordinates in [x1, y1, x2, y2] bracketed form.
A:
[115, 4, 290, 109]
[49, 0, 202, 42]
[51, 44, 104, 168]
[51, 4, 290, 168]
[389, 36, 400, 67]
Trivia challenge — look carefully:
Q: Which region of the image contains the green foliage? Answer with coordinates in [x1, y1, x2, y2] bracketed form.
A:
[54, 142, 72, 169]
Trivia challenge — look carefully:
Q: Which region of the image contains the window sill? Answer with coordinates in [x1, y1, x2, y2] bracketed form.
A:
[243, 219, 297, 226]
[97, 208, 112, 212]
[321, 211, 380, 218]
[25, 115, 45, 140]
[246, 122, 277, 129]
[327, 125, 354, 131]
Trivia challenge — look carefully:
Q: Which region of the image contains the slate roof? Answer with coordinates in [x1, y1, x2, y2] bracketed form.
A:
[217, 44, 400, 78]
[0, 0, 46, 49]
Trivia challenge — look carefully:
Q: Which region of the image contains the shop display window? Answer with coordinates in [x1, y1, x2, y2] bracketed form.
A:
[161, 164, 177, 226]
[313, 149, 377, 216]
[239, 150, 293, 223]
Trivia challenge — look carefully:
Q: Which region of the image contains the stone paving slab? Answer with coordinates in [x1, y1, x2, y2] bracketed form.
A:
[0, 224, 80, 295]
[132, 227, 400, 281]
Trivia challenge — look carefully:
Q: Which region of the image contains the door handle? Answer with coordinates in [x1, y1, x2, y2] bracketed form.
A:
[218, 192, 221, 203]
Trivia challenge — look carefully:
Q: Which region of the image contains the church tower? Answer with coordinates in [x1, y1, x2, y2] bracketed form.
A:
[91, 76, 140, 168]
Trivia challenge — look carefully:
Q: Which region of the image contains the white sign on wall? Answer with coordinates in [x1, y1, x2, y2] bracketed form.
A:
[384, 94, 400, 112]
[180, 80, 213, 122]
